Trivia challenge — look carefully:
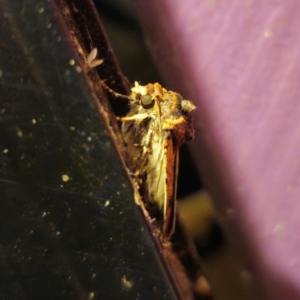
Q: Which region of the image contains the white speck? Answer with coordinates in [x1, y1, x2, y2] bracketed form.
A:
[0, 108, 5, 114]
[42, 212, 47, 217]
[32, 119, 36, 124]
[80, 130, 86, 137]
[264, 29, 273, 38]
[87, 136, 92, 142]
[17, 131, 23, 137]
[46, 23, 52, 29]
[3, 149, 8, 154]
[69, 126, 75, 131]
[75, 66, 81, 73]
[62, 174, 70, 182]
[104, 200, 110, 207]
[88, 292, 95, 299]
[69, 59, 75, 66]
[122, 276, 133, 290]
[56, 231, 61, 236]
[38, 7, 44, 13]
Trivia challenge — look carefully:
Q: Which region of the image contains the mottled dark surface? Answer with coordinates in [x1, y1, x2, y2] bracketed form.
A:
[0, 0, 178, 299]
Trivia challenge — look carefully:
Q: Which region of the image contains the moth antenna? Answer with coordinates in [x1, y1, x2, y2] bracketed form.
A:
[100, 80, 131, 101]
[85, 48, 131, 100]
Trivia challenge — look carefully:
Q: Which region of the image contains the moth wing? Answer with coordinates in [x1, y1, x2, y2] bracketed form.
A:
[162, 132, 179, 237]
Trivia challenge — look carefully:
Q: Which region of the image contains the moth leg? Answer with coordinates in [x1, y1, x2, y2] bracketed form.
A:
[117, 114, 149, 122]
[100, 81, 130, 100]
[127, 168, 141, 177]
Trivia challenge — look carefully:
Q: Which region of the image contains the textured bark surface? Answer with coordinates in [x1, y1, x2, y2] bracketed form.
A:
[133, 1, 300, 299]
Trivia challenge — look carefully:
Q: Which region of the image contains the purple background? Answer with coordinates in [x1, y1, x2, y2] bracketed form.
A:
[133, 0, 300, 299]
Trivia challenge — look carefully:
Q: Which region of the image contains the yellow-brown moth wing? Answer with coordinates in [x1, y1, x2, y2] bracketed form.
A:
[163, 131, 179, 237]
[120, 82, 195, 238]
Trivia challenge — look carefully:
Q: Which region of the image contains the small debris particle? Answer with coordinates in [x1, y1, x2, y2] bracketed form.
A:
[3, 149, 8, 154]
[122, 276, 133, 290]
[69, 126, 75, 131]
[75, 65, 81, 73]
[62, 174, 70, 182]
[69, 59, 75, 66]
[104, 200, 110, 207]
[32, 119, 36, 124]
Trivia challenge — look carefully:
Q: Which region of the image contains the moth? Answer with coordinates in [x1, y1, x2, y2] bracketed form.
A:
[119, 82, 196, 237]
[86, 49, 195, 237]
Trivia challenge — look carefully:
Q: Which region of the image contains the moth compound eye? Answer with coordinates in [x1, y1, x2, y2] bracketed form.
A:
[141, 95, 154, 109]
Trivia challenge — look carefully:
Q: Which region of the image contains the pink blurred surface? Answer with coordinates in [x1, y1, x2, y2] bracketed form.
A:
[133, 0, 300, 299]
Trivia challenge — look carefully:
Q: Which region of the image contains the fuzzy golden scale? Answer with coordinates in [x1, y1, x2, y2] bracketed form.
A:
[120, 82, 196, 237]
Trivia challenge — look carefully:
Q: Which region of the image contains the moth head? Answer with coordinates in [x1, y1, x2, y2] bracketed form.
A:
[140, 94, 155, 109]
[131, 82, 157, 109]
[131, 81, 147, 95]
